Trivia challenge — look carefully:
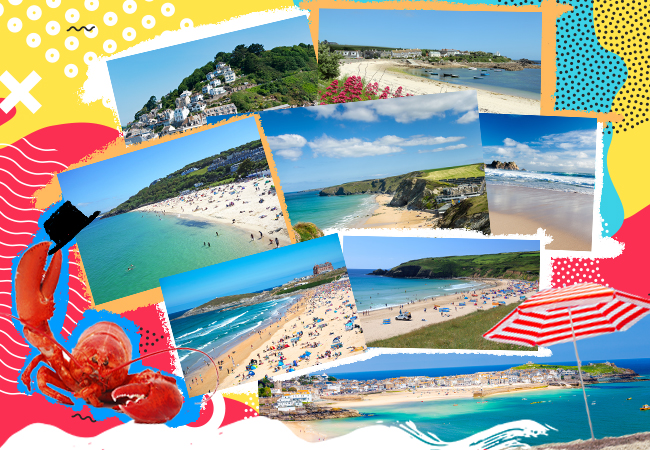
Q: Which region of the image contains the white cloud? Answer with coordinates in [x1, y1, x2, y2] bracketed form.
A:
[375, 135, 465, 147]
[266, 134, 308, 161]
[457, 110, 479, 124]
[308, 134, 405, 158]
[538, 129, 598, 150]
[309, 91, 478, 124]
[418, 143, 468, 153]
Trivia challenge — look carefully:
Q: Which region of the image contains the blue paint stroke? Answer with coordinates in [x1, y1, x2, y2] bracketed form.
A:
[554, 0, 627, 113]
[599, 125, 624, 237]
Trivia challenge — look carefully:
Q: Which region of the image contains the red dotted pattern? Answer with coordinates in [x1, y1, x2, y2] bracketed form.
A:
[551, 258, 606, 288]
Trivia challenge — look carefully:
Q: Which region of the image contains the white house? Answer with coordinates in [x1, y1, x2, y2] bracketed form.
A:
[209, 79, 221, 87]
[173, 106, 189, 123]
[224, 70, 236, 84]
[190, 93, 203, 103]
[334, 50, 362, 59]
[391, 49, 421, 58]
[209, 86, 225, 96]
[206, 72, 215, 80]
[428, 51, 441, 57]
[190, 102, 206, 113]
[181, 167, 198, 176]
[202, 85, 211, 95]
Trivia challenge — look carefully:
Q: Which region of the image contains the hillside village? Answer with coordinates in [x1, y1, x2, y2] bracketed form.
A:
[123, 43, 318, 146]
[124, 63, 241, 146]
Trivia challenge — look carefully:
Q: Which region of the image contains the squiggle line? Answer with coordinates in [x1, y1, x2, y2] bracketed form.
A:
[66, 300, 83, 314]
[0, 343, 26, 359]
[0, 243, 27, 250]
[0, 143, 68, 167]
[65, 314, 77, 325]
[0, 225, 34, 236]
[0, 357, 20, 371]
[0, 168, 46, 188]
[0, 196, 41, 212]
[69, 275, 87, 286]
[61, 326, 70, 335]
[70, 288, 91, 304]
[66, 25, 96, 32]
[71, 413, 97, 422]
[0, 209, 38, 224]
[0, 389, 24, 395]
[0, 329, 28, 347]
[0, 156, 54, 177]
[0, 374, 17, 383]
[21, 138, 57, 152]
[0, 181, 36, 200]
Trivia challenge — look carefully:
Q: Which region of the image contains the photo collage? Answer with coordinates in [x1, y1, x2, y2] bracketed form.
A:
[5, 3, 648, 449]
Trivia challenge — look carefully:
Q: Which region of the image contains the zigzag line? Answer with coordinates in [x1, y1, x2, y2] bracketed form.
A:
[71, 413, 97, 422]
[66, 25, 96, 32]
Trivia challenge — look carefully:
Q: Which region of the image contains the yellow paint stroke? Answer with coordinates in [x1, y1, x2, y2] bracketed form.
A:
[594, 0, 650, 218]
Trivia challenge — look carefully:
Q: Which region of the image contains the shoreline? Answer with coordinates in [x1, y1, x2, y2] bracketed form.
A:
[487, 184, 593, 251]
[338, 60, 540, 115]
[132, 176, 291, 247]
[359, 278, 538, 343]
[185, 279, 366, 395]
[360, 194, 438, 229]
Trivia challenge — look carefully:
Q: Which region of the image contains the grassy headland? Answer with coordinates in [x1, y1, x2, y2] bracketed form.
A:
[372, 251, 540, 280]
[102, 139, 265, 217]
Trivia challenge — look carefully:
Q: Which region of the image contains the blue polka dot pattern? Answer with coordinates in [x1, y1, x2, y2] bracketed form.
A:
[555, 0, 628, 115]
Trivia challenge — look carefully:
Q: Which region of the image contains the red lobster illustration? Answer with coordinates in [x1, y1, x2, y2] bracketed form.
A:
[15, 242, 184, 423]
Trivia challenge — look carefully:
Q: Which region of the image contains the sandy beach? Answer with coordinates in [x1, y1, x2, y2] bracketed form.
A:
[185, 279, 366, 396]
[338, 60, 540, 115]
[134, 176, 291, 246]
[360, 194, 438, 229]
[487, 185, 593, 251]
[359, 278, 538, 343]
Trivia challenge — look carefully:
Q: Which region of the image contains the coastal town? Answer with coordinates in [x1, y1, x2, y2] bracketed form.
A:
[260, 361, 641, 417]
[124, 63, 241, 146]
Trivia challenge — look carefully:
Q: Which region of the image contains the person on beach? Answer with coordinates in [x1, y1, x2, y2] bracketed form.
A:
[259, 231, 263, 238]
[275, 237, 279, 248]
[250, 233, 254, 241]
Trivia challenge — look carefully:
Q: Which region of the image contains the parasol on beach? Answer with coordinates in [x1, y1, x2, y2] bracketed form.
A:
[483, 282, 650, 440]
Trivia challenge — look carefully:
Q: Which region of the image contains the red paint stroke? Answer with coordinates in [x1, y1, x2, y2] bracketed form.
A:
[0, 98, 17, 127]
[551, 203, 650, 297]
[0, 394, 122, 447]
[186, 398, 214, 427]
[220, 397, 258, 428]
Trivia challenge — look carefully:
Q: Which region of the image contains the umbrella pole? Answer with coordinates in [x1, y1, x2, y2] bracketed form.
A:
[568, 308, 595, 440]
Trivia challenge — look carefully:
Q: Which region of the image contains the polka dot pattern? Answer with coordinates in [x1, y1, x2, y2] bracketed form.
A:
[138, 327, 162, 354]
[554, 0, 627, 121]
[594, 0, 650, 134]
[551, 259, 604, 288]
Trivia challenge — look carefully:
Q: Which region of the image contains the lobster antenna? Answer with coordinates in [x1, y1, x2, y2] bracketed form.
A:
[104, 346, 220, 405]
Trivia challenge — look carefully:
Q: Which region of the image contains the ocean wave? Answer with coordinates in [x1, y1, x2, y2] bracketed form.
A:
[176, 311, 248, 342]
[485, 168, 595, 188]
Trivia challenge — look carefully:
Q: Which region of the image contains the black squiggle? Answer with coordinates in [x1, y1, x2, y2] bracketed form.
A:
[67, 25, 96, 32]
[71, 413, 97, 422]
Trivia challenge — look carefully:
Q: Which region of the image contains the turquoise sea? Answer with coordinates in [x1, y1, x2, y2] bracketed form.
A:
[284, 191, 378, 231]
[309, 359, 650, 445]
[169, 295, 298, 374]
[403, 67, 541, 100]
[348, 269, 488, 311]
[75, 212, 268, 305]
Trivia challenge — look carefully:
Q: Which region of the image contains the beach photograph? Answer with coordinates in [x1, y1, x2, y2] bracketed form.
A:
[318, 9, 541, 115]
[161, 234, 366, 395]
[259, 337, 650, 446]
[57, 118, 290, 305]
[342, 236, 540, 349]
[107, 16, 317, 146]
[262, 92, 491, 234]
[481, 114, 597, 251]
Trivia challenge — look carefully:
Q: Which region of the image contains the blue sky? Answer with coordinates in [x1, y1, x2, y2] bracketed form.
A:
[316, 314, 650, 376]
[343, 236, 540, 269]
[480, 114, 598, 174]
[108, 16, 313, 125]
[261, 92, 483, 192]
[161, 234, 346, 314]
[57, 118, 260, 215]
[320, 9, 541, 61]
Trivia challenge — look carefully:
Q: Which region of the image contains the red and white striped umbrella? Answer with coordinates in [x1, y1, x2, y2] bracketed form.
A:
[483, 282, 650, 440]
[483, 282, 650, 347]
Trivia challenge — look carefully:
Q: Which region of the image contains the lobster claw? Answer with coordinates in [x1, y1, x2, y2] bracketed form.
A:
[112, 369, 184, 424]
[15, 242, 62, 328]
